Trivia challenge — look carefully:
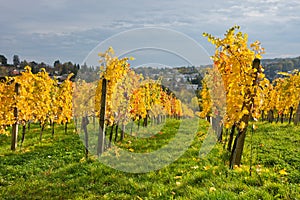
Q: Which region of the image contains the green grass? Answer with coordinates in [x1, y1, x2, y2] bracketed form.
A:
[0, 120, 299, 199]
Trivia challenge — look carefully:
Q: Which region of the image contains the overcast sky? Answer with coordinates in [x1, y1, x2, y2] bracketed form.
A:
[1, 0, 300, 66]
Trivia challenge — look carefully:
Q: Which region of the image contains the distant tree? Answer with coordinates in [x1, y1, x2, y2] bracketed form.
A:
[81, 63, 88, 72]
[61, 64, 68, 75]
[190, 75, 203, 86]
[39, 62, 47, 70]
[29, 61, 38, 73]
[13, 55, 20, 67]
[20, 60, 29, 69]
[53, 60, 61, 68]
[53, 60, 62, 74]
[0, 55, 7, 65]
[60, 61, 74, 75]
[71, 63, 79, 76]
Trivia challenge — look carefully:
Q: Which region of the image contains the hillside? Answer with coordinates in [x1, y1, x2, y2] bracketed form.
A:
[1, 55, 300, 82]
[262, 56, 300, 81]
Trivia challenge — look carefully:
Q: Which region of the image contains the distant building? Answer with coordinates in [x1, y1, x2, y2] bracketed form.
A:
[186, 84, 199, 90]
[8, 68, 24, 76]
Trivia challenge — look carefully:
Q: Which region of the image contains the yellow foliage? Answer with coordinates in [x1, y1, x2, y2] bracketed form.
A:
[203, 26, 267, 130]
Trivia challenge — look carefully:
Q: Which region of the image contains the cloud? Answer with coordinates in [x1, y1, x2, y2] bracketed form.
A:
[0, 0, 299, 64]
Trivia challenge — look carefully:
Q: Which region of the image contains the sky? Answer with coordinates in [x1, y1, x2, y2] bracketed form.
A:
[1, 0, 300, 66]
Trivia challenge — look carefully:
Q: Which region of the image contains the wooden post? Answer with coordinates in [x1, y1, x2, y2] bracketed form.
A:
[40, 123, 45, 141]
[121, 123, 125, 141]
[97, 78, 107, 156]
[230, 58, 260, 168]
[114, 123, 119, 142]
[108, 123, 115, 148]
[294, 103, 300, 125]
[227, 124, 236, 152]
[52, 121, 55, 136]
[21, 124, 26, 148]
[65, 121, 68, 134]
[268, 110, 274, 123]
[11, 83, 20, 151]
[287, 111, 292, 124]
[82, 116, 89, 159]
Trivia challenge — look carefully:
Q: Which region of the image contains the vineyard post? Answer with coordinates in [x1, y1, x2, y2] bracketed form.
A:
[121, 123, 125, 141]
[230, 58, 260, 168]
[20, 123, 26, 148]
[51, 120, 55, 136]
[294, 103, 300, 125]
[249, 123, 254, 176]
[227, 124, 236, 151]
[97, 78, 107, 156]
[11, 83, 20, 151]
[82, 115, 89, 158]
[108, 123, 115, 148]
[288, 107, 293, 124]
[65, 122, 68, 134]
[114, 123, 119, 142]
[268, 110, 274, 123]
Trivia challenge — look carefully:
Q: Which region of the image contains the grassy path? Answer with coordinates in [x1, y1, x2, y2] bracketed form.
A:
[0, 119, 299, 199]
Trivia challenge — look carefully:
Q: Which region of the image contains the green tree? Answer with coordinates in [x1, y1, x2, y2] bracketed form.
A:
[13, 55, 20, 67]
[0, 55, 7, 65]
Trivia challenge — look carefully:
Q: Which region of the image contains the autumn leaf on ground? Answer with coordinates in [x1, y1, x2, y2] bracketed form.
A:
[279, 169, 288, 175]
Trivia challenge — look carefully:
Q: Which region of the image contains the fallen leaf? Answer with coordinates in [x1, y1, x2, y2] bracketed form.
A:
[279, 169, 288, 175]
